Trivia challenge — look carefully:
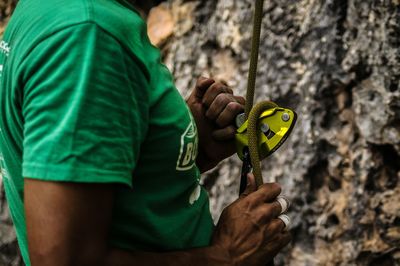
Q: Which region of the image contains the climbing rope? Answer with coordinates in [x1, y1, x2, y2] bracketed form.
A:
[240, 2, 298, 265]
[244, 0, 264, 118]
[247, 101, 277, 186]
[244, 0, 270, 188]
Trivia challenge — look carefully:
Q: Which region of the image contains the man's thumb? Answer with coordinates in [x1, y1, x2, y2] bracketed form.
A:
[240, 173, 257, 197]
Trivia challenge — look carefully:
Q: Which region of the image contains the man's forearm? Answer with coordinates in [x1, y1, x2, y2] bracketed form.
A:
[105, 245, 230, 266]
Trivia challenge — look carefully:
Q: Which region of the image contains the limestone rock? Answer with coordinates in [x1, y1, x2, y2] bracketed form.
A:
[147, 4, 174, 46]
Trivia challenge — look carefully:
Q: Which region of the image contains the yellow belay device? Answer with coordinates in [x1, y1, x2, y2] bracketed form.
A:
[235, 102, 297, 193]
[236, 106, 297, 161]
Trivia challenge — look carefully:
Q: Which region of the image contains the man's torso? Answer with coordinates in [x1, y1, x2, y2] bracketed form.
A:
[0, 0, 214, 264]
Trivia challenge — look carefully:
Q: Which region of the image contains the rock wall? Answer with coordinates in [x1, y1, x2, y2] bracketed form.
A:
[0, 0, 21, 264]
[0, 181, 22, 266]
[1, 0, 399, 265]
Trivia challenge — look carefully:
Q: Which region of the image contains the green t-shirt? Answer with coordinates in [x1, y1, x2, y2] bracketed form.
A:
[0, 0, 214, 264]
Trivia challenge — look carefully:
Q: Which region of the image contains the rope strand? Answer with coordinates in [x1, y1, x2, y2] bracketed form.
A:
[244, 0, 264, 119]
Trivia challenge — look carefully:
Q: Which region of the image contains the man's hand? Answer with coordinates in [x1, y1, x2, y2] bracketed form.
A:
[187, 77, 245, 172]
[212, 174, 291, 266]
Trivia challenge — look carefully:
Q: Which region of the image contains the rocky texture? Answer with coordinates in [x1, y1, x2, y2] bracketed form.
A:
[1, 1, 22, 265]
[0, 0, 15, 36]
[0, 179, 23, 266]
[1, 0, 399, 265]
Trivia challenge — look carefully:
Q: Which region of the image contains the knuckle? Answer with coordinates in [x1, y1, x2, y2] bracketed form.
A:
[227, 102, 243, 113]
[267, 202, 280, 218]
[214, 82, 232, 94]
[238, 96, 245, 103]
[272, 217, 285, 228]
[274, 201, 283, 215]
[269, 182, 282, 193]
[260, 183, 280, 193]
[258, 184, 269, 193]
[226, 102, 237, 112]
[205, 86, 218, 99]
[257, 183, 282, 200]
[215, 93, 228, 105]
[259, 205, 274, 220]
[212, 82, 224, 92]
[273, 218, 286, 232]
[196, 76, 210, 87]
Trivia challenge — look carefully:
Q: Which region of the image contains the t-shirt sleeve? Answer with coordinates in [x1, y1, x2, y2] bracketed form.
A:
[20, 22, 149, 187]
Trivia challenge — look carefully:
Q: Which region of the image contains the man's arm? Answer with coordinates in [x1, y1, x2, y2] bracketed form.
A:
[24, 179, 228, 266]
[25, 175, 290, 266]
[24, 179, 114, 266]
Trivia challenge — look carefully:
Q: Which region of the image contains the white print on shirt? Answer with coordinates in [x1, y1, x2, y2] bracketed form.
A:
[0, 153, 8, 180]
[0, 41, 11, 57]
[176, 115, 198, 171]
[189, 185, 201, 205]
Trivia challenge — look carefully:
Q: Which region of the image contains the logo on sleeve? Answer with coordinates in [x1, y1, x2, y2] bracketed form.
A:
[0, 41, 11, 57]
[0, 153, 8, 180]
[176, 116, 198, 171]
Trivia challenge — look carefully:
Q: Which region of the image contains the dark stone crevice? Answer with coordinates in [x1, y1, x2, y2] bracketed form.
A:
[352, 60, 373, 84]
[274, 90, 301, 109]
[326, 214, 340, 227]
[330, 0, 349, 65]
[328, 175, 342, 191]
[365, 144, 400, 191]
[368, 253, 397, 266]
[194, 1, 218, 25]
[305, 140, 336, 192]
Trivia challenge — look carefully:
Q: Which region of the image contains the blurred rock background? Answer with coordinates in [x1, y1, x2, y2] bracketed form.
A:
[0, 0, 23, 265]
[1, 0, 399, 265]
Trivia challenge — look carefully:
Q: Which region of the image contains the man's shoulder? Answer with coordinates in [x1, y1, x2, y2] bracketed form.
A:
[90, 0, 147, 47]
[6, 0, 144, 52]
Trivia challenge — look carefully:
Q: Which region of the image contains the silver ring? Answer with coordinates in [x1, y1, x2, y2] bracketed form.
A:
[277, 214, 291, 229]
[276, 196, 290, 214]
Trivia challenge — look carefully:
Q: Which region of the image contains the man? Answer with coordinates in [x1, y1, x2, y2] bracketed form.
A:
[0, 0, 291, 265]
